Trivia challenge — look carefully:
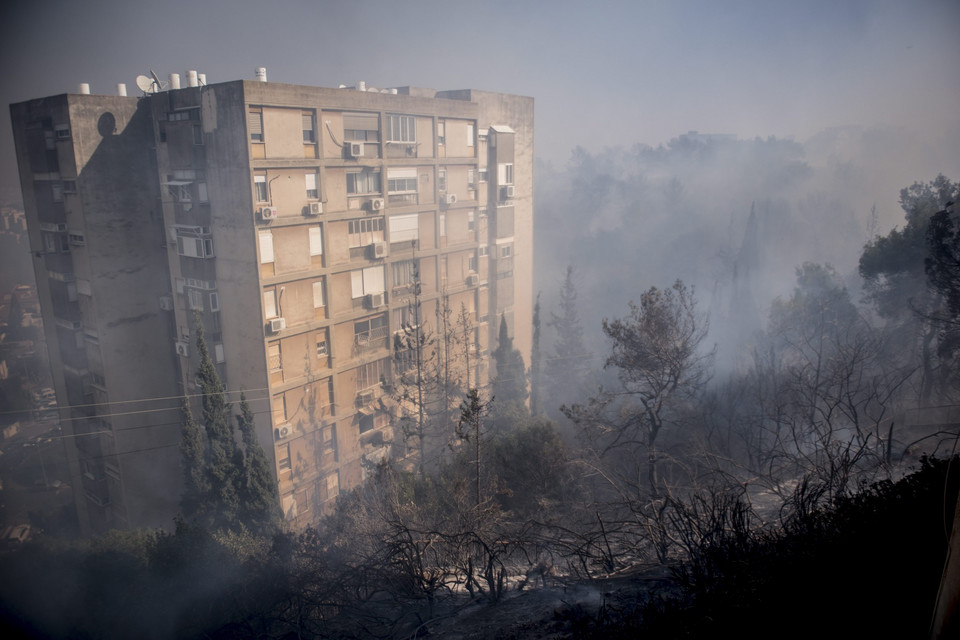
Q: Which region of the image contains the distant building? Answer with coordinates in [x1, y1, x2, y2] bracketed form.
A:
[10, 73, 533, 534]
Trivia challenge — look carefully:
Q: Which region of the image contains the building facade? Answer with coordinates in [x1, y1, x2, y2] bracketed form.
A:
[10, 76, 533, 534]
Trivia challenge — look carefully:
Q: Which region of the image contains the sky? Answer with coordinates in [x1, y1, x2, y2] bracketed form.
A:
[1, 0, 958, 204]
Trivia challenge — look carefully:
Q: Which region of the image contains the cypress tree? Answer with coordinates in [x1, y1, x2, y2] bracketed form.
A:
[179, 397, 207, 523]
[195, 317, 240, 531]
[236, 393, 280, 534]
[492, 314, 528, 410]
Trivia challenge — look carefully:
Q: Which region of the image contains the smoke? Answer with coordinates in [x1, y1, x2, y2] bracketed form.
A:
[534, 124, 959, 371]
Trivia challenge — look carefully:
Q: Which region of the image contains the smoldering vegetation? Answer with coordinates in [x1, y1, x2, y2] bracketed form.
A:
[1, 134, 959, 638]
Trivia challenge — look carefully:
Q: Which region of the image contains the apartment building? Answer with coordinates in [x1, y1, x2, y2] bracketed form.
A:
[10, 75, 533, 534]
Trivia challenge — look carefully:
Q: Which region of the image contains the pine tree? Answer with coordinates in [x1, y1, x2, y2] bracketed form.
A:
[236, 393, 280, 534]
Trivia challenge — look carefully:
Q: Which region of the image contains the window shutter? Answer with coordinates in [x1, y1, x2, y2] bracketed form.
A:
[309, 226, 323, 256]
[248, 111, 263, 137]
[313, 281, 325, 308]
[343, 113, 378, 131]
[259, 231, 274, 263]
[302, 113, 313, 131]
[389, 214, 419, 243]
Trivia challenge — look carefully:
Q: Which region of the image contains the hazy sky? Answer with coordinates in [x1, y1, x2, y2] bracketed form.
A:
[1, 0, 958, 204]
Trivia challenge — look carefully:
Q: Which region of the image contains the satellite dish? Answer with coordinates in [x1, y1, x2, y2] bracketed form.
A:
[135, 75, 154, 93]
[149, 69, 165, 92]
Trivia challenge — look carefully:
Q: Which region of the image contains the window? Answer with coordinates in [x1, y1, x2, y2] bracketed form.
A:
[385, 114, 416, 143]
[469, 255, 478, 272]
[498, 163, 514, 185]
[62, 180, 77, 194]
[248, 109, 263, 142]
[268, 344, 281, 372]
[387, 168, 417, 194]
[350, 265, 385, 298]
[263, 290, 278, 318]
[354, 315, 388, 345]
[438, 169, 447, 192]
[317, 337, 328, 357]
[479, 245, 489, 257]
[389, 214, 419, 244]
[305, 173, 318, 199]
[278, 444, 291, 470]
[348, 217, 384, 248]
[312, 280, 325, 308]
[325, 471, 339, 497]
[392, 259, 417, 288]
[55, 125, 70, 139]
[302, 112, 315, 143]
[309, 226, 323, 256]
[168, 110, 198, 122]
[439, 213, 446, 238]
[468, 210, 475, 232]
[214, 343, 225, 364]
[51, 182, 63, 202]
[192, 124, 203, 145]
[254, 174, 268, 202]
[467, 123, 475, 146]
[187, 289, 204, 311]
[343, 112, 379, 141]
[259, 231, 274, 263]
[437, 120, 445, 145]
[69, 232, 85, 246]
[357, 358, 389, 390]
[500, 244, 512, 258]
[479, 169, 488, 183]
[467, 168, 475, 188]
[197, 182, 208, 203]
[177, 236, 214, 258]
[346, 168, 381, 195]
[209, 292, 220, 312]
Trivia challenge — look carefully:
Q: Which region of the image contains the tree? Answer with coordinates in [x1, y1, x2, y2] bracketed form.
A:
[236, 393, 280, 534]
[545, 266, 591, 420]
[195, 318, 242, 531]
[860, 175, 959, 401]
[530, 293, 542, 416]
[925, 202, 960, 399]
[490, 315, 528, 429]
[179, 397, 207, 523]
[568, 280, 713, 495]
[457, 388, 490, 507]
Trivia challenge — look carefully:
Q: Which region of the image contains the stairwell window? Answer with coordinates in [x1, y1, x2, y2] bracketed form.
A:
[498, 163, 514, 185]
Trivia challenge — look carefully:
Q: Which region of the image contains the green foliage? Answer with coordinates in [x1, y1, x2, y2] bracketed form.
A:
[545, 265, 592, 420]
[237, 393, 281, 535]
[491, 315, 528, 427]
[179, 397, 207, 522]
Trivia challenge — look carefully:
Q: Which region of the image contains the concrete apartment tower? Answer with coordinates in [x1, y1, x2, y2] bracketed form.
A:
[10, 74, 534, 534]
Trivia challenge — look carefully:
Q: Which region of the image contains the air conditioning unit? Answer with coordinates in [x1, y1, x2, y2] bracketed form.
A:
[267, 317, 286, 334]
[505, 185, 515, 198]
[159, 295, 174, 311]
[175, 341, 190, 357]
[357, 389, 375, 406]
[40, 222, 68, 233]
[260, 206, 278, 221]
[370, 197, 385, 211]
[443, 193, 457, 205]
[466, 273, 479, 287]
[346, 142, 364, 158]
[368, 241, 388, 259]
[365, 292, 385, 309]
[274, 424, 291, 441]
[307, 201, 323, 215]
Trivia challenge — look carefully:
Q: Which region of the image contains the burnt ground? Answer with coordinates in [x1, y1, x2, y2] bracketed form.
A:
[418, 564, 677, 639]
